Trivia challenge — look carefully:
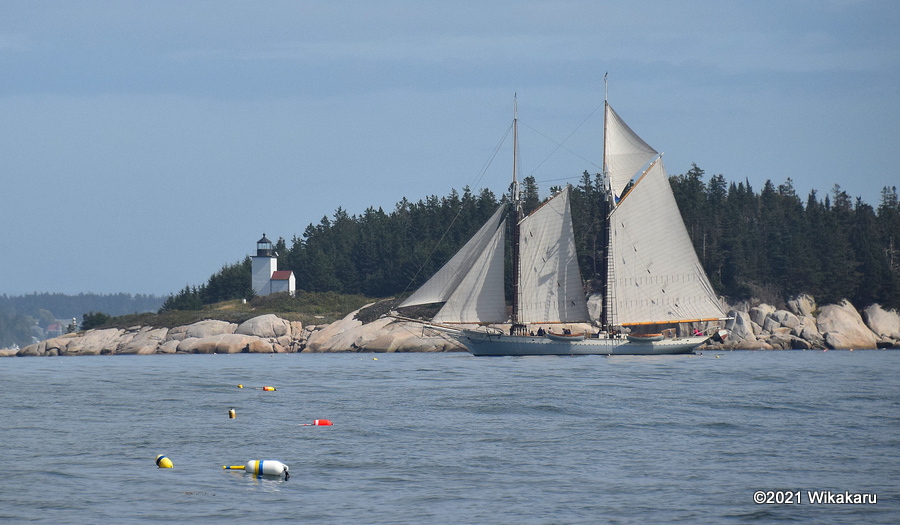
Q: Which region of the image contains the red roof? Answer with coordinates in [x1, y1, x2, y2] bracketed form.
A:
[271, 270, 294, 280]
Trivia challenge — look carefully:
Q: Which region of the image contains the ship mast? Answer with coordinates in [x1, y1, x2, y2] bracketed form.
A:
[510, 94, 523, 329]
[600, 74, 615, 330]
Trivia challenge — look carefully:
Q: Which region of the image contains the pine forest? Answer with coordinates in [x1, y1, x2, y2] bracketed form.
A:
[163, 166, 900, 313]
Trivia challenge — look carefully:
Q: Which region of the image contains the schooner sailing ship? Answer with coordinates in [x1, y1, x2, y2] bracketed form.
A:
[396, 89, 728, 355]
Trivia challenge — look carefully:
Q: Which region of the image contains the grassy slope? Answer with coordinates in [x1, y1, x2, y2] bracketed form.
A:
[97, 292, 385, 330]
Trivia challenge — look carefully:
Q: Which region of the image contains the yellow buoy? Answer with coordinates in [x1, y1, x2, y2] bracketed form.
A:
[228, 408, 236, 419]
[237, 384, 243, 388]
[261, 386, 276, 391]
[156, 455, 173, 468]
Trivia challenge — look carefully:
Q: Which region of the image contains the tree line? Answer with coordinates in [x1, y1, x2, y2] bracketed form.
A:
[161, 168, 900, 313]
[0, 292, 164, 349]
[670, 166, 900, 308]
[160, 258, 253, 311]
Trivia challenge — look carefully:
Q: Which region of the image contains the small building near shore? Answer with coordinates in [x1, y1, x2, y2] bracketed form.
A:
[251, 234, 296, 297]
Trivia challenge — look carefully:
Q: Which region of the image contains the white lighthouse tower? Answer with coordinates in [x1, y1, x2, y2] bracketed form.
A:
[250, 234, 296, 297]
[252, 234, 277, 295]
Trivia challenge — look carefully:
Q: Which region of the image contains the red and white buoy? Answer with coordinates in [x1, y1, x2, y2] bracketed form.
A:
[299, 419, 333, 426]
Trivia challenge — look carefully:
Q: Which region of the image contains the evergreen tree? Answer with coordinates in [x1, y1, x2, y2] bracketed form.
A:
[203, 258, 253, 304]
[521, 176, 541, 215]
[569, 171, 607, 287]
[702, 173, 728, 289]
[670, 164, 707, 249]
[877, 186, 900, 307]
[81, 311, 112, 330]
[851, 201, 887, 307]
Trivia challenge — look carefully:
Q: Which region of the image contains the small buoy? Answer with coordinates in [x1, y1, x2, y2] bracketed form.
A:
[223, 460, 289, 479]
[300, 419, 333, 426]
[373, 357, 378, 360]
[238, 384, 275, 390]
[228, 408, 236, 419]
[156, 455, 173, 469]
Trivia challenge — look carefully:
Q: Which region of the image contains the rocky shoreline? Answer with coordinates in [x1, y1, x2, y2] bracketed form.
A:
[2, 295, 898, 357]
[718, 295, 899, 350]
[2, 311, 466, 357]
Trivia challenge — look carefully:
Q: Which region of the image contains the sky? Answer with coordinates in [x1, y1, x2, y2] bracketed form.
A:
[1, 0, 898, 297]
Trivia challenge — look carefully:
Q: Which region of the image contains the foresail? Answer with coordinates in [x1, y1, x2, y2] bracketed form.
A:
[433, 222, 507, 323]
[609, 160, 725, 326]
[399, 206, 507, 323]
[518, 187, 590, 323]
[606, 104, 658, 200]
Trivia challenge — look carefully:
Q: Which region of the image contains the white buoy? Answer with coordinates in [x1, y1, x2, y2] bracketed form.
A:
[223, 460, 289, 479]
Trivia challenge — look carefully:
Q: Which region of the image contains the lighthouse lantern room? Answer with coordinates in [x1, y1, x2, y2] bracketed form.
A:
[256, 234, 274, 257]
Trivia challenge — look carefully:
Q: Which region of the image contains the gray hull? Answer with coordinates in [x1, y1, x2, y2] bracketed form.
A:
[459, 330, 705, 356]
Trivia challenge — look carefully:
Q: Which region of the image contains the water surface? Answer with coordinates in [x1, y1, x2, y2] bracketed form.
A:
[1, 351, 897, 523]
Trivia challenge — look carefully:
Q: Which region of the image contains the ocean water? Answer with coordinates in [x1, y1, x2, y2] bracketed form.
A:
[1, 350, 898, 524]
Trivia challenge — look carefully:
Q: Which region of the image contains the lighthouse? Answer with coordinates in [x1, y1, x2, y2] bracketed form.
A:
[251, 234, 295, 297]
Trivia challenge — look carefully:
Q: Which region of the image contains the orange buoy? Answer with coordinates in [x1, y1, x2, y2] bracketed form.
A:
[300, 419, 333, 426]
[261, 386, 276, 391]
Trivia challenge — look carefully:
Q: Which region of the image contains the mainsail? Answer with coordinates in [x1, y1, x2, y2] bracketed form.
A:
[517, 187, 590, 323]
[607, 159, 725, 326]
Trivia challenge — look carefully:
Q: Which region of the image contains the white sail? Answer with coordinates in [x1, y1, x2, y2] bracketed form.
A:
[605, 104, 658, 200]
[608, 160, 725, 326]
[399, 206, 507, 323]
[433, 222, 507, 323]
[517, 187, 590, 323]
